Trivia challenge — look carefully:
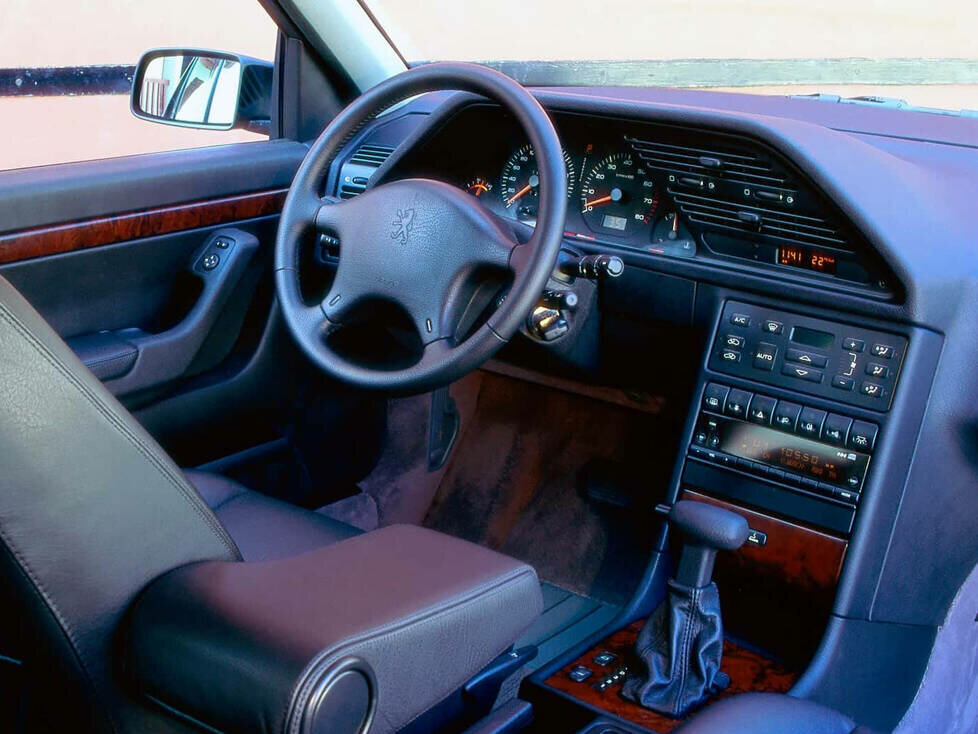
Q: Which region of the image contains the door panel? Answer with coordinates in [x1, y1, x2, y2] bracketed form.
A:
[0, 141, 307, 464]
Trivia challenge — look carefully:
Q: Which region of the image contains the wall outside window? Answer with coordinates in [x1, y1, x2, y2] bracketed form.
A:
[0, 1, 278, 172]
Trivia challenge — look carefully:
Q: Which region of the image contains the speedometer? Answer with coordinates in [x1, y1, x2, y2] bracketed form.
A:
[499, 144, 575, 222]
[580, 153, 658, 236]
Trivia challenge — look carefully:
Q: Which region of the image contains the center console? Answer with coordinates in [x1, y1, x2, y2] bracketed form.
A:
[683, 300, 905, 536]
[530, 297, 915, 733]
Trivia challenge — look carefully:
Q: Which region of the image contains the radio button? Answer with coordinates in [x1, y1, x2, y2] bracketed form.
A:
[725, 389, 753, 418]
[834, 486, 860, 504]
[748, 395, 777, 425]
[702, 383, 729, 413]
[781, 363, 824, 383]
[848, 421, 878, 452]
[786, 348, 828, 369]
[798, 407, 827, 439]
[822, 414, 853, 446]
[817, 481, 839, 497]
[772, 401, 802, 431]
[753, 342, 778, 371]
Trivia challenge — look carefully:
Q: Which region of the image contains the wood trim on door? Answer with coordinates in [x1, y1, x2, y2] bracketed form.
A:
[0, 189, 287, 265]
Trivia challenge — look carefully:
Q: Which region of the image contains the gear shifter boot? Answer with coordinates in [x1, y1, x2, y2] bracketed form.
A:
[621, 500, 748, 717]
[621, 578, 727, 717]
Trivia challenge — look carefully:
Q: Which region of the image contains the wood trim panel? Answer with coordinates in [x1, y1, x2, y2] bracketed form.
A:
[682, 490, 848, 593]
[545, 620, 798, 732]
[682, 489, 847, 665]
[0, 189, 287, 265]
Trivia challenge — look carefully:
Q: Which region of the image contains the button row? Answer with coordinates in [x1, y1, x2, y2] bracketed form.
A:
[688, 444, 860, 505]
[702, 382, 878, 451]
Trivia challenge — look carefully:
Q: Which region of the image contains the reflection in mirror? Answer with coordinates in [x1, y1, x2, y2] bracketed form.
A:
[137, 53, 241, 127]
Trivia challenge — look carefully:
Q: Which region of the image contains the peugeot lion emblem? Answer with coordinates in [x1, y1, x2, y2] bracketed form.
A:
[390, 207, 416, 245]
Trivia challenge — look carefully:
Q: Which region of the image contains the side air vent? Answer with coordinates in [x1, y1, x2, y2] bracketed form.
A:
[349, 144, 396, 166]
[626, 135, 791, 191]
[672, 190, 851, 251]
[338, 144, 396, 198]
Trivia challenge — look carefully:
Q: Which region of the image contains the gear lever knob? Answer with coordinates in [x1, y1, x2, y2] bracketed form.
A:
[667, 500, 749, 587]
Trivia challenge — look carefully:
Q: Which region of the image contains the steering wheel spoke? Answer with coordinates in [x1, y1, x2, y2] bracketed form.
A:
[314, 194, 353, 235]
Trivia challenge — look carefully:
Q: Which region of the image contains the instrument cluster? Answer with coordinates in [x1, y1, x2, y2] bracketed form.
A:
[455, 118, 697, 260]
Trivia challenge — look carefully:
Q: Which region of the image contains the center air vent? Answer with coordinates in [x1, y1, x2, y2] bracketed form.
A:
[338, 144, 396, 198]
[672, 190, 851, 251]
[626, 135, 792, 191]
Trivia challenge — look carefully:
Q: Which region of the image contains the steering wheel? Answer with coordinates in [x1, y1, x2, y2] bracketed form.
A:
[274, 62, 567, 392]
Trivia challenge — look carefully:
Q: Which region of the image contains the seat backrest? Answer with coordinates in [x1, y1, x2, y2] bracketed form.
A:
[0, 275, 240, 731]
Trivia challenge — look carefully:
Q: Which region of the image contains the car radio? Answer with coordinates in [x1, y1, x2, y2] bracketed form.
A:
[685, 381, 880, 534]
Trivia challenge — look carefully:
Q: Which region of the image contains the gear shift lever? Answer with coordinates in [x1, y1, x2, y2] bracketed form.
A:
[621, 500, 749, 717]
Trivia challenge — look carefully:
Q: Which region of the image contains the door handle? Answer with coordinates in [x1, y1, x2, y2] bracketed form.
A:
[96, 228, 260, 396]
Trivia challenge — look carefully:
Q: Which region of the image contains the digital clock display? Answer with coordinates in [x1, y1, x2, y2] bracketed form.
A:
[778, 246, 837, 274]
[713, 418, 869, 488]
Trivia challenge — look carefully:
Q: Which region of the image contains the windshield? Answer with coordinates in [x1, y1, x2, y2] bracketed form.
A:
[364, 0, 978, 113]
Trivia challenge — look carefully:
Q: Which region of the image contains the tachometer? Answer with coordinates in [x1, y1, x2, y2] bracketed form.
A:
[580, 153, 657, 236]
[499, 144, 575, 222]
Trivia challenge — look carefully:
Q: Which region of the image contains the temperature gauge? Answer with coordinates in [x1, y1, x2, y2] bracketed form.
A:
[650, 212, 697, 258]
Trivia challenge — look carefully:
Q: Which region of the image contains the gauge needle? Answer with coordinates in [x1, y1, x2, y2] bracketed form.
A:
[583, 187, 623, 209]
[470, 184, 488, 196]
[506, 184, 533, 206]
[583, 194, 612, 208]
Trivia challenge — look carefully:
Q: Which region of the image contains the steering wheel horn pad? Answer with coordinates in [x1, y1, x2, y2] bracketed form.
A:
[275, 62, 567, 392]
[316, 178, 518, 344]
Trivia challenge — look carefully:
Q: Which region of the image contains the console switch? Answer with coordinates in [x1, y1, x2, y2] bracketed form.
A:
[724, 389, 753, 418]
[703, 383, 729, 413]
[773, 401, 802, 431]
[849, 421, 879, 451]
[798, 407, 827, 438]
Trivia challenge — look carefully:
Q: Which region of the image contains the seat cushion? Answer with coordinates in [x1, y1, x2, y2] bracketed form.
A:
[184, 470, 361, 561]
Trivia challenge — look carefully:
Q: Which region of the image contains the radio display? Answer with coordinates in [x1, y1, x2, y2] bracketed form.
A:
[778, 246, 837, 274]
[714, 418, 869, 488]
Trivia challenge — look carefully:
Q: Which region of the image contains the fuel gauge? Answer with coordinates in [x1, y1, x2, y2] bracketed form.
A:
[464, 177, 492, 197]
[650, 212, 697, 258]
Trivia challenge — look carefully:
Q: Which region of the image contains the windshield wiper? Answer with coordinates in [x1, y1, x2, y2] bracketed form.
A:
[791, 93, 978, 119]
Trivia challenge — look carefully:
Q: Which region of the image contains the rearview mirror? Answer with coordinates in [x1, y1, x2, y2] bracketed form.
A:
[131, 48, 272, 133]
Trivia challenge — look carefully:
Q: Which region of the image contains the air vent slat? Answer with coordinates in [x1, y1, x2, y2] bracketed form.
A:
[349, 144, 396, 166]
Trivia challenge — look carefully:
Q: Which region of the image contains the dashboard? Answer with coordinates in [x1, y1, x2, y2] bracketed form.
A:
[367, 106, 898, 299]
[323, 84, 978, 730]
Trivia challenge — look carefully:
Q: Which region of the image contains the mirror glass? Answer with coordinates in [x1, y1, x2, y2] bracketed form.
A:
[136, 52, 240, 128]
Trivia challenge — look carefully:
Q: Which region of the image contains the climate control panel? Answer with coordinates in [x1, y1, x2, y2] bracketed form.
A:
[709, 301, 907, 410]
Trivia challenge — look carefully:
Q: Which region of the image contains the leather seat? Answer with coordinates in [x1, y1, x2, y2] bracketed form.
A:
[0, 272, 542, 733]
[184, 469, 361, 561]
